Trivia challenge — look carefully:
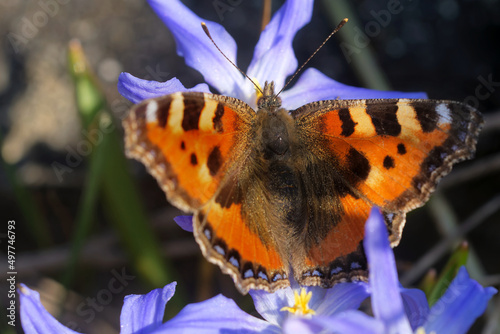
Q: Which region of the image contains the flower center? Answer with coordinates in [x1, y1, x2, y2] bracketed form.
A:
[416, 327, 436, 334]
[280, 288, 316, 318]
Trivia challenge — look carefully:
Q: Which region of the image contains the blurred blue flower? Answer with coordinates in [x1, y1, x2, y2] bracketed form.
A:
[361, 208, 497, 334]
[19, 209, 496, 334]
[118, 0, 427, 109]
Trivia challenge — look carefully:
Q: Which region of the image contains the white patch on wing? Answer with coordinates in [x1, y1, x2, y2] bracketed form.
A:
[146, 100, 159, 123]
[168, 93, 185, 134]
[396, 103, 421, 139]
[199, 94, 218, 132]
[436, 103, 451, 127]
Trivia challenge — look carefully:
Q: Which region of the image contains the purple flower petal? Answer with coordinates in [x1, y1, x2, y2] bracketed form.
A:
[146, 0, 245, 97]
[18, 284, 82, 334]
[282, 316, 320, 334]
[364, 207, 412, 333]
[173, 216, 193, 233]
[280, 68, 428, 109]
[284, 311, 384, 334]
[118, 72, 210, 104]
[157, 294, 273, 333]
[247, 0, 313, 92]
[251, 282, 369, 327]
[250, 287, 296, 326]
[400, 287, 429, 330]
[120, 282, 176, 334]
[423, 267, 497, 334]
[314, 282, 370, 317]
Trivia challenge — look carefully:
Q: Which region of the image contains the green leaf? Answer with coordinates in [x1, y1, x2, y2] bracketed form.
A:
[65, 40, 176, 290]
[419, 268, 437, 298]
[0, 130, 51, 248]
[428, 242, 469, 306]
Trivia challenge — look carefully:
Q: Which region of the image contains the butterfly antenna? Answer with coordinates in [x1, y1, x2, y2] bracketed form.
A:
[201, 22, 264, 96]
[276, 18, 348, 96]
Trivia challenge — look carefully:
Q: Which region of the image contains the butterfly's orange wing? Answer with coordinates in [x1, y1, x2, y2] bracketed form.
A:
[292, 98, 482, 286]
[123, 92, 288, 294]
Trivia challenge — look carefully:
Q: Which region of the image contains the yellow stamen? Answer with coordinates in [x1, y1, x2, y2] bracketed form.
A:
[416, 327, 436, 334]
[280, 288, 316, 317]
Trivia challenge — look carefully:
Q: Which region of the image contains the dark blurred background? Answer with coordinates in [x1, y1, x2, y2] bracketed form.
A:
[0, 0, 499, 333]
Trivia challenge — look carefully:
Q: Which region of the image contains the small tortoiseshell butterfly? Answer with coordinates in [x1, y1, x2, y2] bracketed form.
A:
[123, 79, 482, 294]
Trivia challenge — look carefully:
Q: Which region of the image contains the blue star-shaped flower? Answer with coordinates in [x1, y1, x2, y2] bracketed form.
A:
[118, 0, 427, 108]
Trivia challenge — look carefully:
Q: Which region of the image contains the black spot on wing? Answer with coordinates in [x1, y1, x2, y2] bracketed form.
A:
[207, 146, 223, 176]
[397, 143, 406, 155]
[339, 108, 356, 137]
[366, 104, 401, 136]
[182, 97, 204, 131]
[157, 96, 172, 128]
[383, 155, 395, 169]
[190, 153, 198, 166]
[213, 103, 225, 132]
[413, 101, 438, 133]
[346, 148, 371, 182]
[180, 141, 186, 150]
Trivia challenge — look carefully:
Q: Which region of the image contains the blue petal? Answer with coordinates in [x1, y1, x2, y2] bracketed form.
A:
[120, 282, 176, 334]
[314, 282, 370, 317]
[18, 284, 82, 334]
[146, 0, 245, 97]
[250, 282, 369, 327]
[246, 0, 313, 92]
[173, 216, 193, 233]
[282, 316, 321, 334]
[157, 294, 274, 333]
[364, 208, 413, 333]
[250, 287, 296, 327]
[283, 311, 384, 334]
[423, 267, 497, 334]
[280, 68, 428, 109]
[400, 286, 429, 330]
[118, 72, 210, 104]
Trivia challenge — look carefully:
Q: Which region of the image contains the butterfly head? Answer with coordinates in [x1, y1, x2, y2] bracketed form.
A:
[257, 81, 282, 111]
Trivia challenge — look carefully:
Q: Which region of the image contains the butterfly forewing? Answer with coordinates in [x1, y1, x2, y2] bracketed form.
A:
[123, 92, 256, 210]
[293, 98, 483, 245]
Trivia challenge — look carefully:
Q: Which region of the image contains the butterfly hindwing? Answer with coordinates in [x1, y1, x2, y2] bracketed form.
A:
[194, 189, 290, 293]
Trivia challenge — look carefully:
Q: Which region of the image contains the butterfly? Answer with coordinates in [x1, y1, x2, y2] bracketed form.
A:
[123, 80, 482, 294]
